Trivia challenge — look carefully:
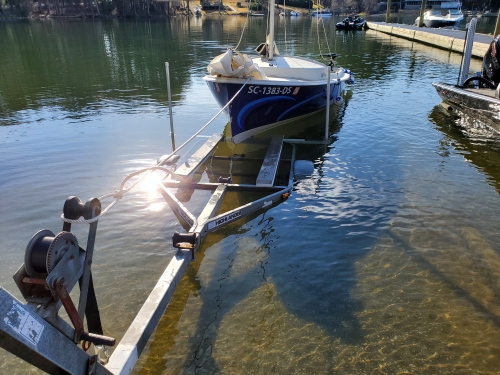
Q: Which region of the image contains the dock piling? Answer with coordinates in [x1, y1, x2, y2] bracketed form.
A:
[418, 0, 427, 27]
[325, 66, 331, 141]
[385, 0, 392, 23]
[494, 12, 500, 36]
[165, 62, 176, 151]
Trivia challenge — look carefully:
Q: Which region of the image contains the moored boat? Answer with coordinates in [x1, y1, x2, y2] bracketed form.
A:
[432, 18, 500, 135]
[414, 2, 464, 28]
[311, 9, 333, 17]
[432, 82, 500, 133]
[335, 16, 365, 30]
[279, 9, 300, 16]
[203, 0, 353, 143]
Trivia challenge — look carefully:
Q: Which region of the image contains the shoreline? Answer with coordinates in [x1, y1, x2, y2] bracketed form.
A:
[2, 7, 496, 21]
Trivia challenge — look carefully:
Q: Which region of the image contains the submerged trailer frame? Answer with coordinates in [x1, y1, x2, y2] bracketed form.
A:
[0, 52, 341, 373]
[0, 134, 316, 375]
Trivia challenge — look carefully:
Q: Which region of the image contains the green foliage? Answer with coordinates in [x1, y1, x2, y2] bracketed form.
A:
[0, 0, 171, 17]
[249, 2, 262, 10]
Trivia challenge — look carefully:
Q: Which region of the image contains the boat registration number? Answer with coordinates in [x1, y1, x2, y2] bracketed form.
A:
[248, 86, 294, 95]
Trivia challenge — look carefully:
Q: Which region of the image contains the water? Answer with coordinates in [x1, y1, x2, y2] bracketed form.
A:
[2, 15, 500, 374]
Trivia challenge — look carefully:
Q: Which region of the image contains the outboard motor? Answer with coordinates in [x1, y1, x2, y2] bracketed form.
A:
[481, 35, 500, 87]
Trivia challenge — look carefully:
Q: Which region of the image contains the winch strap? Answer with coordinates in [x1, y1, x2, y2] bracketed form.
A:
[79, 272, 104, 336]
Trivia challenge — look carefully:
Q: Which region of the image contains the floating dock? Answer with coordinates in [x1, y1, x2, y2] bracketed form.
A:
[366, 22, 493, 58]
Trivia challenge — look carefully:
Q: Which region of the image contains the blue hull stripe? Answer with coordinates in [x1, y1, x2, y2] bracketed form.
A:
[277, 92, 324, 122]
[206, 81, 341, 139]
[236, 96, 296, 132]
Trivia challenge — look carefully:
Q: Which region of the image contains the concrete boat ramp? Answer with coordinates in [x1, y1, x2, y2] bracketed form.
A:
[366, 22, 493, 58]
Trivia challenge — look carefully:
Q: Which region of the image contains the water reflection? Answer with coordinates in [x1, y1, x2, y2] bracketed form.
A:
[129, 91, 408, 373]
[0, 19, 195, 125]
[430, 103, 500, 194]
[4, 15, 500, 375]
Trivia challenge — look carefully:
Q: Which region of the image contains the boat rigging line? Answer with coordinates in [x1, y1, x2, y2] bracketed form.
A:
[315, 0, 334, 63]
[234, 3, 250, 50]
[61, 76, 252, 226]
[284, 0, 288, 55]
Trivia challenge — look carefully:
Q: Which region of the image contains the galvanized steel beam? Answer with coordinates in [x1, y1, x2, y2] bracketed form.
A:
[0, 288, 112, 375]
[105, 250, 191, 374]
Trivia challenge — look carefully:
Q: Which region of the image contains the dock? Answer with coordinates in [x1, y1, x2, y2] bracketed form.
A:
[366, 22, 493, 58]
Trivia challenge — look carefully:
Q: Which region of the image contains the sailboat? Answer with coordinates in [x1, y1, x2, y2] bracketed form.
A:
[203, 0, 353, 144]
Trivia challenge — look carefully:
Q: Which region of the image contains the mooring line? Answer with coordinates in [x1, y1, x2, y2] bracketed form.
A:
[61, 77, 252, 225]
[170, 77, 251, 155]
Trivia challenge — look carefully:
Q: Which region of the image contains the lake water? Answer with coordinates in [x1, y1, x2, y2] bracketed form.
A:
[2, 15, 500, 374]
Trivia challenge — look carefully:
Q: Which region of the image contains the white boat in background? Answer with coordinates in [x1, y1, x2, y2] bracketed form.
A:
[203, 0, 353, 143]
[194, 6, 202, 16]
[311, 9, 333, 17]
[414, 2, 464, 28]
[279, 10, 300, 16]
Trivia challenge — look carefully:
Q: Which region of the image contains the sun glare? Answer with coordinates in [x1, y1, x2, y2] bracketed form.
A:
[141, 171, 164, 200]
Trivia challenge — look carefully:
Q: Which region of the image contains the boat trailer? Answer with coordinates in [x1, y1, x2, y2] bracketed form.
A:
[0, 134, 320, 375]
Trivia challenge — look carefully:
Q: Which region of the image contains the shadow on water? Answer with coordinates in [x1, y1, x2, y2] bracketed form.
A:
[387, 227, 500, 328]
[134, 92, 403, 374]
[427, 104, 500, 325]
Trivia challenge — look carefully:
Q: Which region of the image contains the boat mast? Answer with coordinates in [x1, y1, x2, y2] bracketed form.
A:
[268, 0, 275, 60]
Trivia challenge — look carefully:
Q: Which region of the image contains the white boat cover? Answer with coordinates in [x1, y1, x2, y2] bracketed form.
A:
[207, 49, 268, 79]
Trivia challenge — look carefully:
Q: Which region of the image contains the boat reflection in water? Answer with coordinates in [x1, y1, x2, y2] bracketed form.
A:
[430, 103, 500, 194]
[134, 93, 355, 374]
[432, 100, 500, 140]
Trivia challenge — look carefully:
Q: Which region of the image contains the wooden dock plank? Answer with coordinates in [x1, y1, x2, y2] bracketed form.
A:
[256, 135, 284, 187]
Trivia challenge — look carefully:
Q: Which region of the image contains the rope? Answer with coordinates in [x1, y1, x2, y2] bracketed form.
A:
[315, 0, 333, 63]
[61, 166, 175, 225]
[170, 77, 251, 154]
[235, 5, 250, 50]
[61, 78, 252, 225]
[266, 5, 269, 44]
[284, 0, 288, 55]
[321, 16, 333, 58]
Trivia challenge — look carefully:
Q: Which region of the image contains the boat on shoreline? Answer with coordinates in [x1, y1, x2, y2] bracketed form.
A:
[203, 0, 353, 143]
[433, 18, 500, 135]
